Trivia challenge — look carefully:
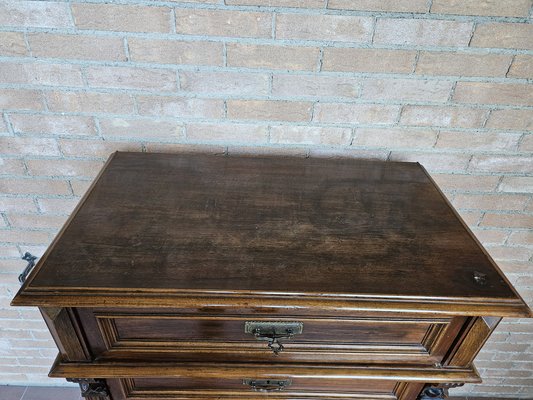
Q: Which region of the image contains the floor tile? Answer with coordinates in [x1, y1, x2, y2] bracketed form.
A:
[21, 386, 80, 400]
[0, 386, 26, 400]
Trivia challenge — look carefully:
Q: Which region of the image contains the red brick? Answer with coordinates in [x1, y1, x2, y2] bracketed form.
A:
[431, 0, 531, 17]
[0, 1, 72, 28]
[143, 143, 225, 155]
[469, 155, 533, 174]
[86, 66, 176, 91]
[416, 52, 511, 77]
[313, 103, 400, 124]
[59, 139, 142, 158]
[0, 230, 50, 244]
[276, 14, 373, 43]
[0, 137, 60, 156]
[25, 159, 104, 178]
[0, 157, 28, 175]
[0, 89, 44, 111]
[72, 3, 172, 33]
[0, 32, 27, 56]
[227, 44, 319, 71]
[10, 114, 97, 136]
[436, 131, 521, 151]
[354, 128, 437, 148]
[308, 148, 389, 160]
[175, 8, 272, 38]
[28, 33, 126, 61]
[270, 126, 351, 146]
[179, 71, 269, 95]
[400, 106, 487, 128]
[37, 198, 80, 215]
[374, 18, 473, 46]
[470, 229, 509, 245]
[137, 96, 224, 119]
[362, 78, 452, 102]
[454, 82, 533, 106]
[485, 109, 533, 131]
[7, 214, 67, 230]
[499, 177, 533, 193]
[453, 194, 530, 211]
[328, 0, 428, 12]
[70, 180, 92, 197]
[507, 231, 533, 246]
[508, 55, 533, 79]
[225, 145, 307, 158]
[519, 134, 533, 152]
[46, 91, 135, 115]
[227, 100, 312, 122]
[0, 246, 20, 258]
[389, 152, 471, 172]
[481, 213, 533, 229]
[226, 0, 323, 6]
[128, 39, 223, 66]
[322, 48, 416, 74]
[186, 123, 268, 144]
[272, 74, 360, 98]
[0, 62, 83, 87]
[99, 118, 184, 140]
[456, 210, 483, 226]
[471, 23, 533, 50]
[0, 198, 38, 213]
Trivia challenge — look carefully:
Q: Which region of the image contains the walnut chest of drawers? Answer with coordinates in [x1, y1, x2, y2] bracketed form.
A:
[12, 152, 531, 400]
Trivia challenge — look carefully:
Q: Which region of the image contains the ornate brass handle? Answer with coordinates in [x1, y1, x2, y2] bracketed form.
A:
[243, 379, 291, 392]
[244, 321, 303, 355]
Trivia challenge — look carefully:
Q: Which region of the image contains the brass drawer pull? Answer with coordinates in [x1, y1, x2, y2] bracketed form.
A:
[243, 379, 292, 392]
[244, 321, 303, 355]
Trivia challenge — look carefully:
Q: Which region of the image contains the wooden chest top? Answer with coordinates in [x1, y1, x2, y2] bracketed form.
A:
[13, 152, 530, 317]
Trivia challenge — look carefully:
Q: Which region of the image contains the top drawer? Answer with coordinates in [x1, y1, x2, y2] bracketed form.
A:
[76, 308, 466, 366]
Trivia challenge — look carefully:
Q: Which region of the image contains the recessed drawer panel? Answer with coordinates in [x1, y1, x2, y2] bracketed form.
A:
[106, 377, 424, 400]
[77, 309, 465, 365]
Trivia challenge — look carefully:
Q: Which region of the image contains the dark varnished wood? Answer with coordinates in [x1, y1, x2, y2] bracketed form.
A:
[12, 152, 530, 317]
[49, 358, 482, 383]
[11, 152, 532, 400]
[105, 377, 422, 400]
[75, 307, 466, 366]
[40, 307, 90, 362]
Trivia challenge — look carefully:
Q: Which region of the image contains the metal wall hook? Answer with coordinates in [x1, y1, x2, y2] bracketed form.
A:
[18, 252, 38, 285]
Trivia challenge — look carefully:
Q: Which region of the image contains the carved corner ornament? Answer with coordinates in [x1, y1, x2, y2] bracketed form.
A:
[67, 378, 109, 398]
[418, 383, 465, 399]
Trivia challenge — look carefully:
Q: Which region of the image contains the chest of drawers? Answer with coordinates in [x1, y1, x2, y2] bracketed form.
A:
[12, 152, 531, 400]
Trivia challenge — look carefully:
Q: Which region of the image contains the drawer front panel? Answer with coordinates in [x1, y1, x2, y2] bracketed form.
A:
[106, 377, 424, 400]
[77, 309, 465, 365]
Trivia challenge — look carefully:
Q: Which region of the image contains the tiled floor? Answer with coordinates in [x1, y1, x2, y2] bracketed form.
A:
[0, 386, 516, 400]
[0, 386, 82, 400]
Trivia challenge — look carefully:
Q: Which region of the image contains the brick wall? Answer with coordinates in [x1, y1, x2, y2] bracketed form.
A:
[0, 0, 532, 396]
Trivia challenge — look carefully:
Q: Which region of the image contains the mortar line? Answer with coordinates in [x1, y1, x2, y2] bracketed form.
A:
[123, 37, 131, 62]
[467, 21, 477, 47]
[2, 27, 533, 56]
[52, 0, 533, 24]
[505, 55, 515, 78]
[3, 55, 532, 84]
[170, 7, 177, 34]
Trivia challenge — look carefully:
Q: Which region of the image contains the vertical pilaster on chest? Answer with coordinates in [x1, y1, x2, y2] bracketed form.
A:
[40, 307, 91, 362]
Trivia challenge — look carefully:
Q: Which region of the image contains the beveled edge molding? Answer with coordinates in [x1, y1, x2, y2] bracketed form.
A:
[13, 289, 532, 318]
[49, 357, 482, 384]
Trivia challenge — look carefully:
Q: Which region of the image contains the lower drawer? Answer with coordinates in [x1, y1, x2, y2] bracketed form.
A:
[106, 377, 424, 400]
